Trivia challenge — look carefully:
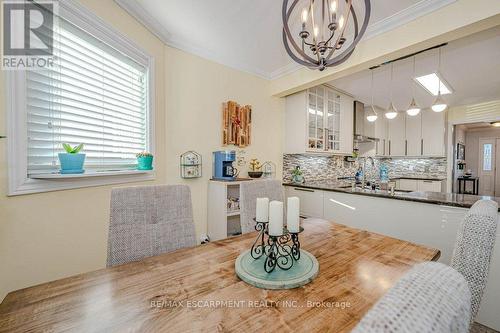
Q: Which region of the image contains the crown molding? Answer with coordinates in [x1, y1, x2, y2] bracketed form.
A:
[114, 0, 457, 81]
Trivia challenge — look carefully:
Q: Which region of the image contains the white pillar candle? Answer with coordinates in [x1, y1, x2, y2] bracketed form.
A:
[287, 197, 300, 233]
[256, 197, 269, 222]
[269, 201, 284, 236]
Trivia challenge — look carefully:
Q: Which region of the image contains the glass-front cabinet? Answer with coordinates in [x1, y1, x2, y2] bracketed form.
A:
[307, 86, 341, 153]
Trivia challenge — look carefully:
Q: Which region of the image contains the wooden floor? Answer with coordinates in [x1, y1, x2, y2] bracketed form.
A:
[471, 322, 500, 333]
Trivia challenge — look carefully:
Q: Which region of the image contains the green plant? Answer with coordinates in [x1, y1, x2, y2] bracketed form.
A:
[62, 143, 83, 154]
[291, 166, 302, 176]
[136, 151, 153, 158]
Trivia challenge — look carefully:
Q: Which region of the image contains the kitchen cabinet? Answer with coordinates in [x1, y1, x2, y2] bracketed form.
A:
[285, 186, 323, 218]
[398, 179, 419, 191]
[422, 111, 446, 156]
[285, 85, 354, 155]
[418, 179, 442, 192]
[406, 113, 422, 156]
[374, 115, 389, 157]
[388, 114, 406, 156]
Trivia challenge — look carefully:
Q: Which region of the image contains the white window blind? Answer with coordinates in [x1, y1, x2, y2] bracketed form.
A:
[27, 17, 148, 175]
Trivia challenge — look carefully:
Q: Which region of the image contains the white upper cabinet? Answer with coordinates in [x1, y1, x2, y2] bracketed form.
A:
[406, 113, 422, 156]
[422, 110, 446, 157]
[285, 85, 354, 155]
[388, 114, 406, 156]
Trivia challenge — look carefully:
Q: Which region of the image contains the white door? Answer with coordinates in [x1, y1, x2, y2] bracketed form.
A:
[478, 138, 496, 196]
[495, 138, 500, 196]
[422, 111, 445, 156]
[388, 115, 406, 156]
[406, 113, 422, 156]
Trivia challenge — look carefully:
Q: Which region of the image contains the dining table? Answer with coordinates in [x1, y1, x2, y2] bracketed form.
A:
[0, 219, 440, 332]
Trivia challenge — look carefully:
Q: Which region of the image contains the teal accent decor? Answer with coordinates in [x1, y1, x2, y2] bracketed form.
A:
[137, 156, 153, 170]
[58, 153, 85, 174]
[235, 249, 319, 289]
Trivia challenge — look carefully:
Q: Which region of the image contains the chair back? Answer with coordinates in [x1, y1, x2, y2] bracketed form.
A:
[451, 199, 498, 319]
[107, 184, 196, 267]
[352, 262, 471, 333]
[239, 180, 284, 234]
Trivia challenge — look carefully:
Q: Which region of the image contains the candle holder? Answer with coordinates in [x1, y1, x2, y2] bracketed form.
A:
[250, 218, 304, 273]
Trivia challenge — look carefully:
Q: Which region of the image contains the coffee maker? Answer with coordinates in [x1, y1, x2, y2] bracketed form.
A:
[212, 151, 238, 181]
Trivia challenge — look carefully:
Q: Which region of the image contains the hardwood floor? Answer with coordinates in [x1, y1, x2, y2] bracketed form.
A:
[471, 322, 499, 333]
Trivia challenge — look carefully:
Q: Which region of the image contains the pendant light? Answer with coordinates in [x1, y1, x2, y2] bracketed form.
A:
[432, 48, 447, 112]
[406, 56, 421, 116]
[366, 69, 378, 122]
[385, 63, 398, 119]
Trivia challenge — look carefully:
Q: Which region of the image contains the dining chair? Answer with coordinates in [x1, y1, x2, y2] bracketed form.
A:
[352, 261, 471, 333]
[107, 184, 197, 267]
[450, 199, 499, 320]
[240, 179, 284, 234]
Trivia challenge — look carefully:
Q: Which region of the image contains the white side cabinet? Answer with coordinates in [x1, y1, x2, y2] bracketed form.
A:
[285, 85, 354, 155]
[388, 115, 406, 156]
[285, 186, 324, 218]
[422, 111, 446, 156]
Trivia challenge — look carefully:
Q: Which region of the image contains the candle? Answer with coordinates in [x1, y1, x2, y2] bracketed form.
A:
[287, 197, 300, 233]
[269, 201, 284, 236]
[256, 197, 269, 222]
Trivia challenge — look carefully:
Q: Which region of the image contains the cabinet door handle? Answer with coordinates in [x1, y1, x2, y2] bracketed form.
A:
[405, 140, 408, 156]
[294, 188, 314, 192]
[389, 140, 391, 155]
[421, 139, 424, 155]
[423, 180, 435, 183]
[384, 139, 386, 156]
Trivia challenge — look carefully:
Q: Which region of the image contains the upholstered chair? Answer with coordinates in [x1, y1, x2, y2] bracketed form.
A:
[107, 185, 197, 267]
[450, 199, 499, 320]
[240, 180, 284, 234]
[352, 262, 471, 333]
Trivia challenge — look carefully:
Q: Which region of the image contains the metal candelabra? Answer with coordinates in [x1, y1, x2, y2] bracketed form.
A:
[250, 219, 303, 273]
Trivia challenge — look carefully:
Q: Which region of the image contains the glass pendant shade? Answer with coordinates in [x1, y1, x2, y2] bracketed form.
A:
[431, 93, 447, 112]
[406, 98, 421, 116]
[367, 106, 378, 122]
[385, 102, 398, 119]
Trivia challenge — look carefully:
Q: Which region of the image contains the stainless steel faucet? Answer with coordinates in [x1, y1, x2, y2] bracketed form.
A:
[361, 156, 375, 189]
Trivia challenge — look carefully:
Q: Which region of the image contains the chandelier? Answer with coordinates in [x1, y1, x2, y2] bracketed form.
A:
[282, 0, 371, 71]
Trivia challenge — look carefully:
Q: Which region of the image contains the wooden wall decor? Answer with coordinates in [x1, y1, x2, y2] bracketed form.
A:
[222, 101, 252, 147]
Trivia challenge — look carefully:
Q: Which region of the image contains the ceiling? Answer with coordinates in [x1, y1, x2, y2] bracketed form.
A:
[117, 0, 457, 79]
[329, 26, 500, 109]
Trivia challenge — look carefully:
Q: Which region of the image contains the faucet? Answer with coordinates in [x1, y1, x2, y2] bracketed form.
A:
[361, 156, 375, 189]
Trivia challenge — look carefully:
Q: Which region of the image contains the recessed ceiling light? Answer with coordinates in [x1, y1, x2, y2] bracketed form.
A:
[414, 73, 452, 96]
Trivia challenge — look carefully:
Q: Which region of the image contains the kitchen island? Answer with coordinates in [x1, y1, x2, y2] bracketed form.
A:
[283, 180, 500, 330]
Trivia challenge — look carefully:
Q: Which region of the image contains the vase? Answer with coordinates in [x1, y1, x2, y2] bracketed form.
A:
[292, 174, 304, 184]
[248, 171, 263, 178]
[58, 153, 85, 174]
[137, 156, 153, 170]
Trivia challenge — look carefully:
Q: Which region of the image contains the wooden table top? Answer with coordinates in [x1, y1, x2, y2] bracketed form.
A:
[0, 219, 440, 333]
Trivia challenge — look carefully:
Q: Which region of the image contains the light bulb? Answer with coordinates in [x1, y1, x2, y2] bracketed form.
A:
[313, 26, 319, 38]
[301, 8, 308, 23]
[338, 15, 345, 29]
[367, 115, 378, 122]
[330, 0, 337, 13]
[432, 94, 447, 112]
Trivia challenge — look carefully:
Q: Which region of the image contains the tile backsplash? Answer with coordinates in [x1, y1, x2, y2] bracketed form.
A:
[283, 154, 447, 182]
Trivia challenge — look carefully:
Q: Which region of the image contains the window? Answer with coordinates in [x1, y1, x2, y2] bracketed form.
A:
[483, 143, 493, 171]
[7, 1, 154, 195]
[27, 17, 148, 175]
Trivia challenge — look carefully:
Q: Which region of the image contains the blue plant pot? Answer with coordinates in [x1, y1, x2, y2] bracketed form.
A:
[58, 153, 85, 174]
[137, 156, 153, 170]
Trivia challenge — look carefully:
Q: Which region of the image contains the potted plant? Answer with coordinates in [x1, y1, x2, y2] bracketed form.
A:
[137, 151, 154, 170]
[291, 166, 304, 184]
[248, 158, 263, 178]
[59, 143, 85, 174]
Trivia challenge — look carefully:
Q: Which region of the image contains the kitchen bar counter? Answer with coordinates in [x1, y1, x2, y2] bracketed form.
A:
[283, 180, 500, 210]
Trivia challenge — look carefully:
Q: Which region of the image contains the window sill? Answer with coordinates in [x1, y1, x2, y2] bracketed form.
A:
[29, 169, 153, 179]
[9, 170, 156, 196]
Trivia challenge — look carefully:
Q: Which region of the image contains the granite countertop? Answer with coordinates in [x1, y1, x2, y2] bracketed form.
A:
[283, 180, 500, 210]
